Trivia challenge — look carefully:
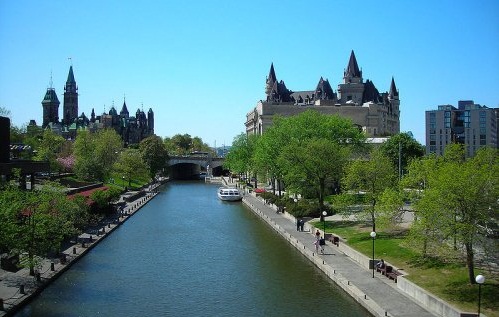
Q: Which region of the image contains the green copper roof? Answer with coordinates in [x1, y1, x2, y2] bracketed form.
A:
[67, 66, 76, 84]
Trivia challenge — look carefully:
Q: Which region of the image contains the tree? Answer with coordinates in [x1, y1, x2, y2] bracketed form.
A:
[0, 184, 88, 275]
[33, 129, 65, 172]
[224, 133, 258, 178]
[253, 127, 286, 195]
[341, 148, 399, 231]
[401, 154, 441, 256]
[73, 129, 123, 181]
[379, 132, 425, 179]
[257, 110, 366, 218]
[113, 149, 149, 187]
[408, 146, 498, 284]
[139, 135, 169, 178]
[163, 134, 213, 156]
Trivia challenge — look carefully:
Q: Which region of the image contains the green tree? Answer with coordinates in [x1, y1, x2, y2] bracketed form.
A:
[258, 110, 366, 217]
[0, 185, 87, 275]
[224, 133, 258, 179]
[409, 146, 498, 284]
[139, 135, 169, 178]
[113, 149, 149, 187]
[74, 129, 123, 181]
[33, 129, 65, 172]
[379, 132, 425, 178]
[401, 154, 441, 256]
[341, 148, 399, 231]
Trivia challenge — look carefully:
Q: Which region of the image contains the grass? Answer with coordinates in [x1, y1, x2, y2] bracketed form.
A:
[108, 173, 150, 191]
[312, 220, 499, 317]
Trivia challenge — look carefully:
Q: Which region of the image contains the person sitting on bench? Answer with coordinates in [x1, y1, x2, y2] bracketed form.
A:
[376, 259, 385, 270]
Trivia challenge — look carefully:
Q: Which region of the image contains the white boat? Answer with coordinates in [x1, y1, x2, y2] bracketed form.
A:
[217, 187, 242, 201]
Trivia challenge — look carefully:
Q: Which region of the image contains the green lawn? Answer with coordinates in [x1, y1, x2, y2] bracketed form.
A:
[313, 220, 499, 317]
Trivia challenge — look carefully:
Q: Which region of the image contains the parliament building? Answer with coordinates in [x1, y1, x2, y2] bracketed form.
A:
[34, 66, 154, 146]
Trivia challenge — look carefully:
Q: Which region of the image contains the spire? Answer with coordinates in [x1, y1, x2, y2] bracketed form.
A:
[345, 50, 362, 78]
[66, 65, 76, 84]
[120, 96, 129, 117]
[265, 63, 277, 96]
[389, 77, 399, 98]
[268, 63, 277, 83]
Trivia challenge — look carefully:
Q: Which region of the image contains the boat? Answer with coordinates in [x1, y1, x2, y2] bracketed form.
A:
[217, 187, 243, 201]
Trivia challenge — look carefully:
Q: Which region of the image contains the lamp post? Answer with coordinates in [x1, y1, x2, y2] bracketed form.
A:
[370, 231, 376, 278]
[322, 211, 327, 236]
[122, 176, 125, 189]
[476, 274, 485, 316]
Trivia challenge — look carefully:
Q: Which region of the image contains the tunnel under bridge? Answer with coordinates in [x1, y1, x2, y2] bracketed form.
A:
[168, 156, 226, 180]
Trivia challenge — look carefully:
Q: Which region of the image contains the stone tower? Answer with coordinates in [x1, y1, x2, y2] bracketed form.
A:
[41, 87, 60, 128]
[148, 108, 154, 133]
[337, 50, 364, 105]
[63, 66, 78, 125]
[388, 77, 400, 115]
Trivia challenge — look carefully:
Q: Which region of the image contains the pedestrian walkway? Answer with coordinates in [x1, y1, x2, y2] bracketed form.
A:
[0, 181, 164, 316]
[242, 193, 438, 317]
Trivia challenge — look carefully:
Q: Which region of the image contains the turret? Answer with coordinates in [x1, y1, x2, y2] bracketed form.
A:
[343, 50, 362, 84]
[388, 77, 399, 100]
[120, 98, 129, 118]
[338, 50, 364, 104]
[41, 88, 60, 128]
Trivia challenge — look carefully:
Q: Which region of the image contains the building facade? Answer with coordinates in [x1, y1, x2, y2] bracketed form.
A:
[246, 51, 400, 137]
[37, 66, 154, 146]
[425, 100, 498, 157]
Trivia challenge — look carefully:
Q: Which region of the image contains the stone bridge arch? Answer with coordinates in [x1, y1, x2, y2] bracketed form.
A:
[167, 156, 225, 179]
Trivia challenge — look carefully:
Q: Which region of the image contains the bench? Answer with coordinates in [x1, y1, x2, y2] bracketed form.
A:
[327, 235, 340, 247]
[381, 265, 400, 282]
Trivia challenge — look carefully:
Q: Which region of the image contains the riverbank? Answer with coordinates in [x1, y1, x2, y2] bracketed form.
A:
[0, 178, 167, 317]
[242, 192, 471, 317]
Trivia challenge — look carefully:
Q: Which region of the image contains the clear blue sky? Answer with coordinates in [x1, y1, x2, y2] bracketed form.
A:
[1, 0, 498, 146]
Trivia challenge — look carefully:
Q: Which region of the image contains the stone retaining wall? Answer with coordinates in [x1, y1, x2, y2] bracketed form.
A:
[245, 197, 480, 317]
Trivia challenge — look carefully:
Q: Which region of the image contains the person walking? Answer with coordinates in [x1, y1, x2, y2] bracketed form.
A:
[313, 238, 320, 253]
[314, 230, 321, 253]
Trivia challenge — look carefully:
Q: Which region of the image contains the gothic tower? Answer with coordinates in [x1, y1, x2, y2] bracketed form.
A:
[41, 87, 60, 128]
[148, 108, 154, 133]
[63, 66, 78, 125]
[120, 98, 129, 119]
[337, 50, 364, 105]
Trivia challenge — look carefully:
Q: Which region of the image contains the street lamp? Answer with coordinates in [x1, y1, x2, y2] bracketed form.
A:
[370, 231, 376, 278]
[322, 211, 327, 236]
[476, 274, 485, 316]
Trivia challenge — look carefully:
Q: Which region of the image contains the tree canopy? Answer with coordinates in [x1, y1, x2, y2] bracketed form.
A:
[404, 145, 499, 283]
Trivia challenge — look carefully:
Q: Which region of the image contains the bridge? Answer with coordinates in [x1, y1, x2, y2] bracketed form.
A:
[168, 155, 225, 179]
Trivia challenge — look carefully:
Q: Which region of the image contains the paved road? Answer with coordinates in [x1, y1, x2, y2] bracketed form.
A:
[243, 194, 438, 317]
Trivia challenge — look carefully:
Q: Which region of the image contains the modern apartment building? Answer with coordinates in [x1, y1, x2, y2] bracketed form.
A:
[425, 100, 498, 157]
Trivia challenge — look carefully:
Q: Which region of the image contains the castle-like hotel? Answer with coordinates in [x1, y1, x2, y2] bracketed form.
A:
[246, 51, 400, 137]
[33, 66, 154, 146]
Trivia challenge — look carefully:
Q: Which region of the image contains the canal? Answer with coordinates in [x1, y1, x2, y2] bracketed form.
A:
[15, 181, 370, 317]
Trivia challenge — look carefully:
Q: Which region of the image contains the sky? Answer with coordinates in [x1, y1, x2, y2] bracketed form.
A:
[1, 0, 498, 147]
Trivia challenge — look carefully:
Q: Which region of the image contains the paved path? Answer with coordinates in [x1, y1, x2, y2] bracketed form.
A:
[243, 193, 438, 317]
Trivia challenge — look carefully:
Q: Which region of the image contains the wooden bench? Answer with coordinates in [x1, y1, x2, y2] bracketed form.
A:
[376, 264, 387, 275]
[327, 235, 340, 246]
[383, 266, 400, 282]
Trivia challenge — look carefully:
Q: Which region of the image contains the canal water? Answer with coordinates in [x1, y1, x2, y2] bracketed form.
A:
[15, 181, 370, 317]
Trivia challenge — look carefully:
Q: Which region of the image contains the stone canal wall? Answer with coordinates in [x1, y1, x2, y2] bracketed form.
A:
[242, 194, 477, 317]
[0, 179, 167, 317]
